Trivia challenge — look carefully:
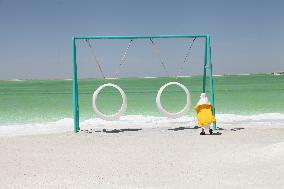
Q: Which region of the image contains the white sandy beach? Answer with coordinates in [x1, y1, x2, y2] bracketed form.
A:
[0, 123, 284, 189]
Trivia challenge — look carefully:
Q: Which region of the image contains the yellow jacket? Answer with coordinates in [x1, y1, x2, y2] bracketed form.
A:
[194, 104, 216, 127]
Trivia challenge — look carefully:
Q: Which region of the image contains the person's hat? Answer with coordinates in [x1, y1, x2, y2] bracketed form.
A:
[197, 93, 210, 105]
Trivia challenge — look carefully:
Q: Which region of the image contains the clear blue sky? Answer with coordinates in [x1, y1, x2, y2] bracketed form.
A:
[0, 0, 283, 79]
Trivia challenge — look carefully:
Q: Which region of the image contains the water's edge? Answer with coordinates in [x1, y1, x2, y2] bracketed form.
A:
[1, 113, 284, 137]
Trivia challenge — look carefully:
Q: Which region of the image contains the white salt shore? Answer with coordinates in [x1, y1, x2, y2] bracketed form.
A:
[0, 124, 284, 189]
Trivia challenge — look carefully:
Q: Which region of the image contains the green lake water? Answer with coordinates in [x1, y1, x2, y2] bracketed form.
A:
[1, 74, 284, 125]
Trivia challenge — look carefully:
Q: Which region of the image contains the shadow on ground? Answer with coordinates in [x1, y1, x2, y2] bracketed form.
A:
[79, 126, 226, 135]
[230, 127, 245, 131]
[168, 126, 199, 131]
[202, 132, 222, 135]
[79, 128, 142, 134]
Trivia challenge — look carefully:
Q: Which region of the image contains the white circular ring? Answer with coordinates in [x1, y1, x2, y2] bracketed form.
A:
[92, 83, 127, 121]
[156, 82, 191, 118]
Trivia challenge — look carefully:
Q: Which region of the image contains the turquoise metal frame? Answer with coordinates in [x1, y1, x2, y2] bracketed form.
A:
[72, 34, 216, 133]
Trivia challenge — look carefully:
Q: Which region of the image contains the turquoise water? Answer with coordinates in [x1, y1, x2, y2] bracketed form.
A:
[0, 74, 284, 125]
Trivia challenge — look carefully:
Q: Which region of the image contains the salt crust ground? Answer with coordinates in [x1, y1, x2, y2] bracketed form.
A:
[0, 124, 284, 189]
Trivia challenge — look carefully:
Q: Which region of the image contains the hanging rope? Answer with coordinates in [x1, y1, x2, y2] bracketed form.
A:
[149, 38, 169, 76]
[85, 39, 106, 79]
[115, 39, 134, 77]
[176, 37, 197, 78]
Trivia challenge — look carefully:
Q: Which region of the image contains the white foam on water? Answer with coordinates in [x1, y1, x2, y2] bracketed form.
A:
[176, 75, 192, 78]
[80, 115, 197, 130]
[8, 79, 25, 81]
[213, 75, 223, 77]
[216, 113, 284, 124]
[237, 73, 251, 76]
[105, 77, 118, 80]
[1, 113, 284, 137]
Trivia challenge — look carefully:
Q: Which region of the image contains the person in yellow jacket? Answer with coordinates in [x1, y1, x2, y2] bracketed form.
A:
[194, 93, 216, 135]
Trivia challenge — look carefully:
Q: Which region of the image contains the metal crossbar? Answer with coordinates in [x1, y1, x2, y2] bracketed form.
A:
[73, 34, 208, 40]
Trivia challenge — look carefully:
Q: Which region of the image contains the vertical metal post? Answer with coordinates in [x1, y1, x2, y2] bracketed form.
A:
[73, 37, 80, 133]
[207, 35, 216, 130]
[202, 37, 207, 92]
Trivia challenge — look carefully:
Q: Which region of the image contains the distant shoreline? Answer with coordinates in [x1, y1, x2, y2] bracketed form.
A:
[1, 72, 281, 81]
